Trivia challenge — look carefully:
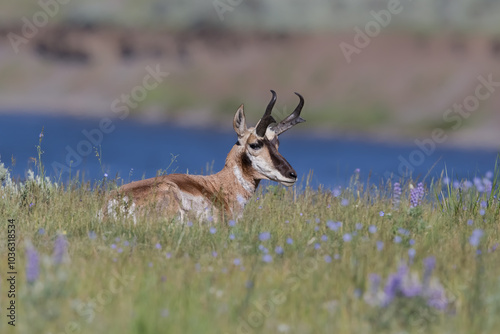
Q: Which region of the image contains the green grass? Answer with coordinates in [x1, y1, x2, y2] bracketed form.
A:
[1, 166, 500, 334]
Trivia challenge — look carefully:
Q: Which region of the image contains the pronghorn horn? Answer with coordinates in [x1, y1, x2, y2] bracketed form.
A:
[255, 115, 276, 137]
[272, 92, 305, 136]
[262, 90, 277, 119]
[255, 90, 277, 137]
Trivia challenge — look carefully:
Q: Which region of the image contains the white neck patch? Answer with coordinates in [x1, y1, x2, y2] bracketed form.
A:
[233, 165, 254, 194]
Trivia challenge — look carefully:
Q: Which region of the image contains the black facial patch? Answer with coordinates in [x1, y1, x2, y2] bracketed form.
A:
[263, 138, 294, 177]
[235, 140, 241, 146]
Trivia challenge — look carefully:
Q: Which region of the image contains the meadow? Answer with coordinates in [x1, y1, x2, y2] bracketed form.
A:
[1, 157, 500, 334]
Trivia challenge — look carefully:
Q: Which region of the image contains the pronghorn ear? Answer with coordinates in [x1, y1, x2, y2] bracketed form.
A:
[233, 104, 247, 137]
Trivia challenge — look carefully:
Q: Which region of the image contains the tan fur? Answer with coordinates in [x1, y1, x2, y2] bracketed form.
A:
[103, 93, 304, 222]
[105, 145, 257, 221]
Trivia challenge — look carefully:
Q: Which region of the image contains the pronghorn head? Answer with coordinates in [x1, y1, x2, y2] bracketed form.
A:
[232, 90, 305, 187]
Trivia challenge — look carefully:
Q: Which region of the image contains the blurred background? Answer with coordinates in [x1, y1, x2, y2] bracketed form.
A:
[0, 0, 499, 188]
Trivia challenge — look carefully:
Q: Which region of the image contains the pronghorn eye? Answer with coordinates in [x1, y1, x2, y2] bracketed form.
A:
[249, 142, 262, 150]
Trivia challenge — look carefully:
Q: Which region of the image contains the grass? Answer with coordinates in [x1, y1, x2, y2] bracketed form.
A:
[1, 160, 500, 334]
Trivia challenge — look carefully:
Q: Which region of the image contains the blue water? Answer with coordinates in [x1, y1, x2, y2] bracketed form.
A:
[0, 113, 498, 188]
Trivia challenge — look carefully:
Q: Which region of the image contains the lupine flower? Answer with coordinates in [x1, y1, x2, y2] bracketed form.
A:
[26, 242, 40, 283]
[393, 182, 402, 209]
[408, 248, 416, 262]
[469, 229, 484, 247]
[410, 183, 424, 207]
[53, 234, 67, 265]
[258, 245, 269, 254]
[259, 232, 270, 241]
[398, 228, 410, 236]
[423, 256, 436, 285]
[327, 221, 342, 231]
[262, 254, 273, 263]
[366, 259, 448, 311]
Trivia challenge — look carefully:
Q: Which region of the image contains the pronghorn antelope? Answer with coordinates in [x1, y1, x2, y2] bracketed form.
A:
[106, 91, 305, 222]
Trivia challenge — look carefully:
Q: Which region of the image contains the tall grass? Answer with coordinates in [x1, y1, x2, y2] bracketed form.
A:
[0, 159, 499, 334]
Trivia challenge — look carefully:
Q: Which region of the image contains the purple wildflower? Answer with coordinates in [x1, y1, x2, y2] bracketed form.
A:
[88, 231, 97, 240]
[410, 183, 424, 207]
[324, 255, 332, 263]
[275, 246, 284, 255]
[286, 237, 293, 244]
[155, 243, 162, 250]
[369, 225, 377, 234]
[26, 243, 40, 283]
[341, 199, 349, 206]
[376, 241, 384, 251]
[228, 220, 236, 227]
[262, 254, 273, 263]
[343, 233, 352, 242]
[259, 232, 270, 241]
[393, 182, 402, 209]
[356, 223, 363, 230]
[53, 234, 67, 265]
[379, 211, 385, 217]
[209, 227, 217, 234]
[469, 229, 484, 247]
[233, 258, 241, 266]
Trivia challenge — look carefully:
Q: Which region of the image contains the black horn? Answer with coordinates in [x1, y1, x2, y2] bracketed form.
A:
[271, 92, 305, 135]
[262, 90, 277, 119]
[255, 90, 277, 137]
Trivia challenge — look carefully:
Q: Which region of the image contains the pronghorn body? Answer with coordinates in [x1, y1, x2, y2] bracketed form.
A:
[106, 91, 305, 222]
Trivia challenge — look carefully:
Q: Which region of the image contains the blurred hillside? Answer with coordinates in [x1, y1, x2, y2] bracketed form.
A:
[1, 0, 500, 148]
